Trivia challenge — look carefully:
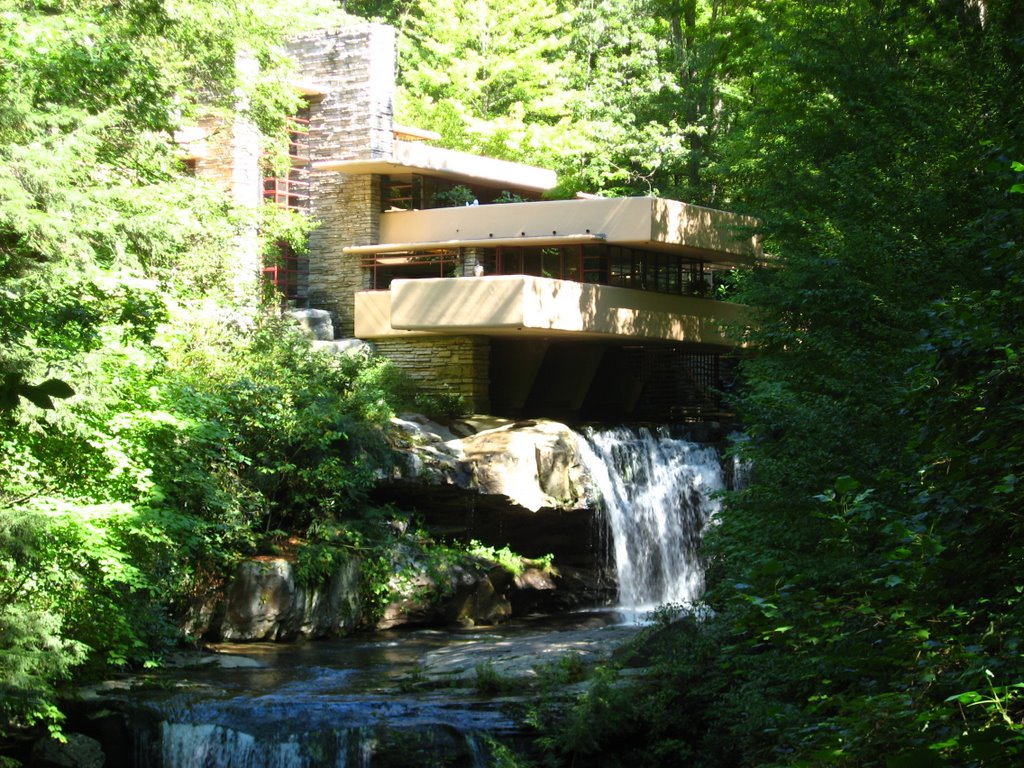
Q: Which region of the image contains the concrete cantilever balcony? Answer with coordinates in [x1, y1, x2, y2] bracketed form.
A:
[367, 196, 762, 266]
[354, 275, 749, 349]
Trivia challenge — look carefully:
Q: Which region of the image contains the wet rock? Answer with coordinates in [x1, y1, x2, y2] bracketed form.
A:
[190, 557, 363, 642]
[379, 417, 604, 571]
[378, 563, 514, 630]
[416, 621, 641, 685]
[220, 560, 298, 641]
[368, 725, 483, 768]
[30, 734, 104, 768]
[389, 417, 590, 512]
[444, 567, 513, 627]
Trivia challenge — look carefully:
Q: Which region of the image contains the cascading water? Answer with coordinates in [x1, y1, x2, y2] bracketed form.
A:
[575, 426, 724, 615]
[154, 720, 371, 768]
[90, 425, 729, 767]
[122, 638, 517, 768]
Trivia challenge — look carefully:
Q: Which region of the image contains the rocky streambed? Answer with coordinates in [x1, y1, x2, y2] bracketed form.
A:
[36, 415, 731, 766]
[67, 613, 643, 767]
[181, 416, 622, 645]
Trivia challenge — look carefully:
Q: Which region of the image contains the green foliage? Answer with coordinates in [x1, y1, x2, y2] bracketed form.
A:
[468, 541, 522, 575]
[537, 2, 1024, 766]
[412, 384, 470, 419]
[474, 662, 518, 695]
[0, 0, 405, 742]
[494, 190, 526, 204]
[396, 0, 570, 161]
[260, 200, 315, 259]
[391, 0, 742, 201]
[1, 303, 409, 737]
[160, 314, 400, 537]
[430, 184, 477, 208]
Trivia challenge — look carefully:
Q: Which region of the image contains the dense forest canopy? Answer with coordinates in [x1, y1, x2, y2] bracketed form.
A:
[2, 0, 1023, 765]
[0, 0, 400, 740]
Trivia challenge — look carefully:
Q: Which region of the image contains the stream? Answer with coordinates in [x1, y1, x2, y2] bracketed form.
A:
[88, 613, 638, 767]
[81, 426, 728, 767]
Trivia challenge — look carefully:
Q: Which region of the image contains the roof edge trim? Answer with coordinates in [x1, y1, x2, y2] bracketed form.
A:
[343, 233, 607, 255]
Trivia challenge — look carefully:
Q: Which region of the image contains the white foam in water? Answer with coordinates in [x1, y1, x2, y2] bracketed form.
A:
[161, 722, 350, 768]
[575, 426, 724, 618]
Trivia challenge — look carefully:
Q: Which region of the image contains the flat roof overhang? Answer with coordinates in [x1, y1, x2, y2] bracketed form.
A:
[355, 275, 749, 349]
[344, 233, 607, 256]
[368, 197, 761, 267]
[313, 141, 557, 192]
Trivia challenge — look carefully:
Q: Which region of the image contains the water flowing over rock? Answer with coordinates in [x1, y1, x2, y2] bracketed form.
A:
[76, 620, 639, 768]
[184, 417, 734, 643]
[385, 416, 731, 614]
[153, 721, 491, 768]
[574, 426, 725, 613]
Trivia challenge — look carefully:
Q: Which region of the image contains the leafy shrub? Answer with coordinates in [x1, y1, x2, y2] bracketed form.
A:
[413, 385, 470, 418]
[431, 184, 476, 207]
[493, 190, 526, 204]
[474, 662, 518, 695]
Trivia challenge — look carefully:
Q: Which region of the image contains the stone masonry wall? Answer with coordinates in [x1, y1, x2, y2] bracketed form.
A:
[304, 173, 378, 335]
[192, 53, 263, 302]
[288, 25, 395, 336]
[373, 336, 491, 414]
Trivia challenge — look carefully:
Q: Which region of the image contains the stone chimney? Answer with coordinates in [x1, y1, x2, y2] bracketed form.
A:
[288, 25, 397, 336]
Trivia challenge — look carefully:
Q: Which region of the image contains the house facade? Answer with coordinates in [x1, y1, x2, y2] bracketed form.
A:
[192, 24, 761, 421]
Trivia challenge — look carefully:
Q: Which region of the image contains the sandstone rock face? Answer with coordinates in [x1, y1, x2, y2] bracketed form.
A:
[378, 563, 515, 630]
[458, 421, 588, 511]
[389, 416, 591, 513]
[189, 551, 576, 640]
[31, 733, 105, 768]
[380, 416, 607, 575]
[191, 558, 363, 642]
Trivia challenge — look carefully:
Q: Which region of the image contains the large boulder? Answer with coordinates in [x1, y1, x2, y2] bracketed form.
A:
[389, 416, 590, 512]
[30, 734, 104, 768]
[379, 417, 606, 575]
[378, 562, 515, 630]
[288, 308, 334, 340]
[188, 549, 570, 639]
[188, 557, 363, 642]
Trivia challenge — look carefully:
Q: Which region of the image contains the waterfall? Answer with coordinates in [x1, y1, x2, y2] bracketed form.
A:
[156, 722, 367, 768]
[575, 426, 724, 615]
[145, 717, 494, 768]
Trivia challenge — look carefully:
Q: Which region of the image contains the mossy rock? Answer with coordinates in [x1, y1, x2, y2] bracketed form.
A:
[368, 725, 482, 767]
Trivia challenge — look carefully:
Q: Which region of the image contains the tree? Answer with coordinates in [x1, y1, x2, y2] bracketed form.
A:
[562, 0, 746, 201]
[395, 0, 573, 167]
[391, 0, 745, 201]
[539, 1, 1024, 764]
[699, 0, 1024, 763]
[0, 0, 308, 738]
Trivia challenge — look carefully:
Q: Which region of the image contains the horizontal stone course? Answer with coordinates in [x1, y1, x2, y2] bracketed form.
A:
[288, 25, 394, 336]
[374, 336, 490, 413]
